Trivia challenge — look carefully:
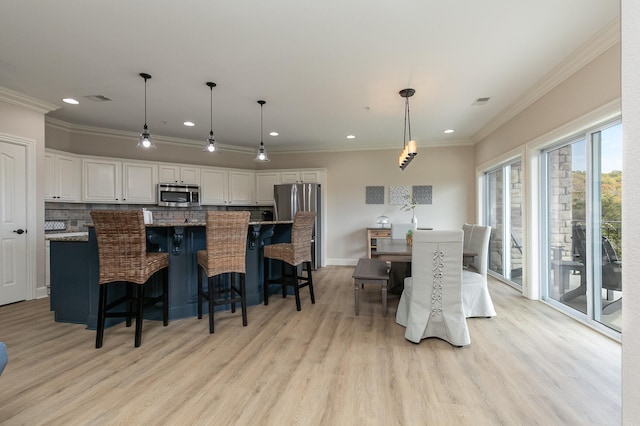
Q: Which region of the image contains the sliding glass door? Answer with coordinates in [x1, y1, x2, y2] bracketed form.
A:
[486, 160, 523, 287]
[542, 120, 621, 333]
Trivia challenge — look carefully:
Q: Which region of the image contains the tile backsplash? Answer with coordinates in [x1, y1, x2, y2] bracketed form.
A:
[45, 203, 273, 231]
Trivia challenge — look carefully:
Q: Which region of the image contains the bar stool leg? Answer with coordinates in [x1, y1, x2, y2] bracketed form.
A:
[306, 261, 315, 304]
[230, 273, 236, 314]
[162, 268, 169, 326]
[197, 266, 203, 319]
[96, 285, 107, 349]
[263, 259, 270, 305]
[241, 273, 248, 326]
[208, 276, 215, 334]
[134, 284, 144, 347]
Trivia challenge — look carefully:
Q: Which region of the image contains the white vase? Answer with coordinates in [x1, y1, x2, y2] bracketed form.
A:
[411, 214, 418, 229]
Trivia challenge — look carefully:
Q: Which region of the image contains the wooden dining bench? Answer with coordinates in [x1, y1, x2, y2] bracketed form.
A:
[352, 258, 389, 316]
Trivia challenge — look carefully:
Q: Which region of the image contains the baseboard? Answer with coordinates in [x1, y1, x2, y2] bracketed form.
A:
[326, 258, 359, 266]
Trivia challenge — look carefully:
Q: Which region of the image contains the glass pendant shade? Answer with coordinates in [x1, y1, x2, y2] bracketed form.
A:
[204, 131, 218, 153]
[137, 123, 156, 149]
[254, 100, 270, 162]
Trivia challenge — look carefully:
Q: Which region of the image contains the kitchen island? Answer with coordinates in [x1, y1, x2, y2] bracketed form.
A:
[49, 220, 293, 329]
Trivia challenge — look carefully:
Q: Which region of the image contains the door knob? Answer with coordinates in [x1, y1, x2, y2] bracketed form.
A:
[13, 229, 26, 234]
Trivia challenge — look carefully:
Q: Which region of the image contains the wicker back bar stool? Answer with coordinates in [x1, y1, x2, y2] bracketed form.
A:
[197, 211, 251, 333]
[90, 210, 169, 348]
[263, 211, 316, 311]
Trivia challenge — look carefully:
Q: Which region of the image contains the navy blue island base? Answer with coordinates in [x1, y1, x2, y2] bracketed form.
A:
[49, 221, 293, 330]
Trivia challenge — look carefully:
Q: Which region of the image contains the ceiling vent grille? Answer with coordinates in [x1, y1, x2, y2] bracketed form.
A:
[473, 97, 490, 105]
[84, 95, 112, 102]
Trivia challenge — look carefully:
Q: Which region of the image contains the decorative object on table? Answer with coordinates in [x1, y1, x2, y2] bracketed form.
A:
[254, 100, 270, 162]
[412, 185, 433, 204]
[389, 185, 410, 205]
[376, 215, 390, 228]
[406, 229, 413, 246]
[400, 194, 418, 228]
[203, 81, 219, 153]
[365, 186, 385, 204]
[137, 73, 157, 149]
[397, 88, 418, 170]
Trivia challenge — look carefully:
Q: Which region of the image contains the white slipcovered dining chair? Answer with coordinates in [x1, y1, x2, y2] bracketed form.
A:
[462, 223, 496, 318]
[395, 230, 470, 346]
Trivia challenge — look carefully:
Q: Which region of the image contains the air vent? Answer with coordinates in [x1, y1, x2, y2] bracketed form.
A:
[84, 95, 112, 102]
[473, 97, 490, 105]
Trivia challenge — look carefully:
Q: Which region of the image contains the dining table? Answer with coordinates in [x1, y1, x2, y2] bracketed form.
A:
[376, 238, 478, 294]
[375, 238, 477, 263]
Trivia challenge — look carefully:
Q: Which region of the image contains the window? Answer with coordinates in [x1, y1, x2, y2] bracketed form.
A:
[541, 120, 621, 333]
[486, 160, 523, 287]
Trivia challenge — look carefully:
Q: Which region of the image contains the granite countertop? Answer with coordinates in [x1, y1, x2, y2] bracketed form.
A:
[51, 221, 295, 240]
[147, 220, 293, 227]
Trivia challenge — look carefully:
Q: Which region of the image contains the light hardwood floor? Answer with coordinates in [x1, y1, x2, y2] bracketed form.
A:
[0, 267, 621, 425]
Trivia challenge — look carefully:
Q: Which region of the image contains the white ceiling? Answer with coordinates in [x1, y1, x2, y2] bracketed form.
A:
[0, 1, 620, 153]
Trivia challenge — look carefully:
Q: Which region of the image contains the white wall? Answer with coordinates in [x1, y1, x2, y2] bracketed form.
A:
[621, 0, 640, 423]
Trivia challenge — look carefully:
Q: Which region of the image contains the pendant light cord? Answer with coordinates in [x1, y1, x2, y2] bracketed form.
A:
[210, 85, 213, 134]
[260, 102, 264, 144]
[144, 76, 148, 127]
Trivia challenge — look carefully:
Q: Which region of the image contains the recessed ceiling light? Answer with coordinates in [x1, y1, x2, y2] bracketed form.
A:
[346, 135, 355, 139]
[444, 129, 455, 134]
[62, 98, 79, 105]
[269, 131, 279, 136]
[183, 121, 195, 127]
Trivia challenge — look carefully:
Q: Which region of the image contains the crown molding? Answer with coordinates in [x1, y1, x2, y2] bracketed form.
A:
[0, 86, 59, 114]
[45, 117, 255, 154]
[265, 138, 474, 154]
[473, 16, 621, 143]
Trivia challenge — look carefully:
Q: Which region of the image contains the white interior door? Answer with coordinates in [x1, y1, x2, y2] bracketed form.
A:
[0, 140, 28, 305]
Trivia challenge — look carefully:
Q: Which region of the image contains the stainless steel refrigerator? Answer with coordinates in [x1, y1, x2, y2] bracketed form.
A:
[274, 183, 322, 269]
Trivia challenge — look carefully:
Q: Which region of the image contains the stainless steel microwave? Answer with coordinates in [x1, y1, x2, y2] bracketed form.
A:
[157, 184, 200, 207]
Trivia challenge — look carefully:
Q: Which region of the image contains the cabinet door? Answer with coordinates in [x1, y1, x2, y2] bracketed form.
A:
[122, 162, 157, 203]
[255, 172, 279, 205]
[159, 165, 180, 183]
[300, 170, 321, 183]
[280, 171, 300, 184]
[228, 171, 255, 205]
[56, 155, 81, 201]
[44, 153, 55, 200]
[83, 159, 121, 202]
[179, 167, 200, 185]
[200, 169, 228, 205]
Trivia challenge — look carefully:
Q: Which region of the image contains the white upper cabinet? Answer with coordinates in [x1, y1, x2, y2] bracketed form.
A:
[200, 169, 255, 205]
[122, 162, 158, 203]
[280, 170, 323, 184]
[255, 172, 280, 205]
[45, 151, 81, 202]
[158, 165, 200, 185]
[83, 159, 157, 204]
[83, 159, 121, 202]
[200, 168, 228, 205]
[228, 171, 255, 205]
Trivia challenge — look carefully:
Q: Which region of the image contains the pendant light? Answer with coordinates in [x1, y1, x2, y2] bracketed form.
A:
[203, 82, 218, 153]
[137, 73, 156, 149]
[254, 100, 270, 162]
[398, 88, 417, 170]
